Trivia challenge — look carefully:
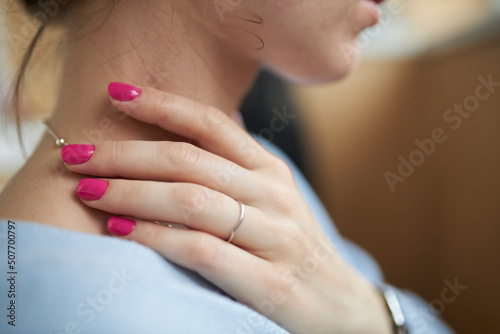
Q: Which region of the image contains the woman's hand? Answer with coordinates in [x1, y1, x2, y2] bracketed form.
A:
[62, 82, 392, 334]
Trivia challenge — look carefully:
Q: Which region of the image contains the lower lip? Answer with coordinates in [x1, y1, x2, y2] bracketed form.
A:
[362, 0, 382, 26]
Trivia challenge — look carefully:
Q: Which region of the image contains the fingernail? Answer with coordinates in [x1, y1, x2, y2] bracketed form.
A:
[77, 178, 109, 201]
[61, 144, 95, 165]
[107, 217, 136, 236]
[108, 82, 142, 101]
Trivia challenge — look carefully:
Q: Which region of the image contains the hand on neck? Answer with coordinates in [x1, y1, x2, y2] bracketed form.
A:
[0, 0, 261, 234]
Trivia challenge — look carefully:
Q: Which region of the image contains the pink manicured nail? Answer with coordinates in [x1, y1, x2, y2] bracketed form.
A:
[76, 178, 109, 201]
[108, 82, 142, 101]
[61, 144, 95, 165]
[107, 217, 135, 236]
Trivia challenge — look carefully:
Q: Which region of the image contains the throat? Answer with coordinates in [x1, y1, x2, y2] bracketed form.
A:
[0, 134, 110, 236]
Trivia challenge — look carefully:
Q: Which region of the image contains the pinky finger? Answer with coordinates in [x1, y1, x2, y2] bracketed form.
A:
[106, 217, 271, 306]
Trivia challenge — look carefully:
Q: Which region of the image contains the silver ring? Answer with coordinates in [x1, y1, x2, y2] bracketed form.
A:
[227, 200, 245, 243]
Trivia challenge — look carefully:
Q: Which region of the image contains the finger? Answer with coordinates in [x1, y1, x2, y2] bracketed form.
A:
[107, 82, 276, 170]
[77, 178, 270, 249]
[107, 217, 274, 306]
[62, 141, 263, 203]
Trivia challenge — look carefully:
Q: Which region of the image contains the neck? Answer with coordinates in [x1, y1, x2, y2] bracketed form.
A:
[0, 1, 260, 234]
[51, 1, 259, 143]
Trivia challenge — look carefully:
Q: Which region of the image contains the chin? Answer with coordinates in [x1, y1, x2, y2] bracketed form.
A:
[265, 50, 360, 85]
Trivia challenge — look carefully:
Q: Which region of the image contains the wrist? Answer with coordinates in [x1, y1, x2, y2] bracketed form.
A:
[368, 284, 395, 334]
[345, 270, 394, 334]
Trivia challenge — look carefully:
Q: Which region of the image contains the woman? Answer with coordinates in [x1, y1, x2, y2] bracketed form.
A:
[0, 0, 452, 333]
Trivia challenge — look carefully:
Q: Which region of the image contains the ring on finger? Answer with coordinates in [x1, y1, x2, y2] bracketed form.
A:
[227, 200, 245, 243]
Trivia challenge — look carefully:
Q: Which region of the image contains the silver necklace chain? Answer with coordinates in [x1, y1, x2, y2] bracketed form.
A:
[43, 118, 68, 147]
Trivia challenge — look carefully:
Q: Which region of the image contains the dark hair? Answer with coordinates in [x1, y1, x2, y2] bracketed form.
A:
[22, 0, 51, 15]
[12, 0, 73, 156]
[21, 0, 45, 15]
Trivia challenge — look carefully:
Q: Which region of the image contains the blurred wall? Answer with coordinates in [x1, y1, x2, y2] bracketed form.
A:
[293, 37, 500, 333]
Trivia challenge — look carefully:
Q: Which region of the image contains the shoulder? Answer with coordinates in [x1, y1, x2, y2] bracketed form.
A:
[0, 220, 288, 334]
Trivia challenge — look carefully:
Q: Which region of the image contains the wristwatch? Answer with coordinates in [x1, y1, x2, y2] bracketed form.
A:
[378, 285, 410, 334]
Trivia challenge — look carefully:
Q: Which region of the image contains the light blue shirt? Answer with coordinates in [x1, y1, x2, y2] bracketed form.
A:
[0, 136, 454, 333]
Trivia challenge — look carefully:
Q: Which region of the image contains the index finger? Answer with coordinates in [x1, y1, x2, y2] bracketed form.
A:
[107, 82, 276, 170]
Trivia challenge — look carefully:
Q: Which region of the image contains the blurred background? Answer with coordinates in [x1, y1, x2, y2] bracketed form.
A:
[2, 0, 500, 332]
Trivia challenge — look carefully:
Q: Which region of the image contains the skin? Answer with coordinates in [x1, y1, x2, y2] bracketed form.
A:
[0, 0, 391, 333]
